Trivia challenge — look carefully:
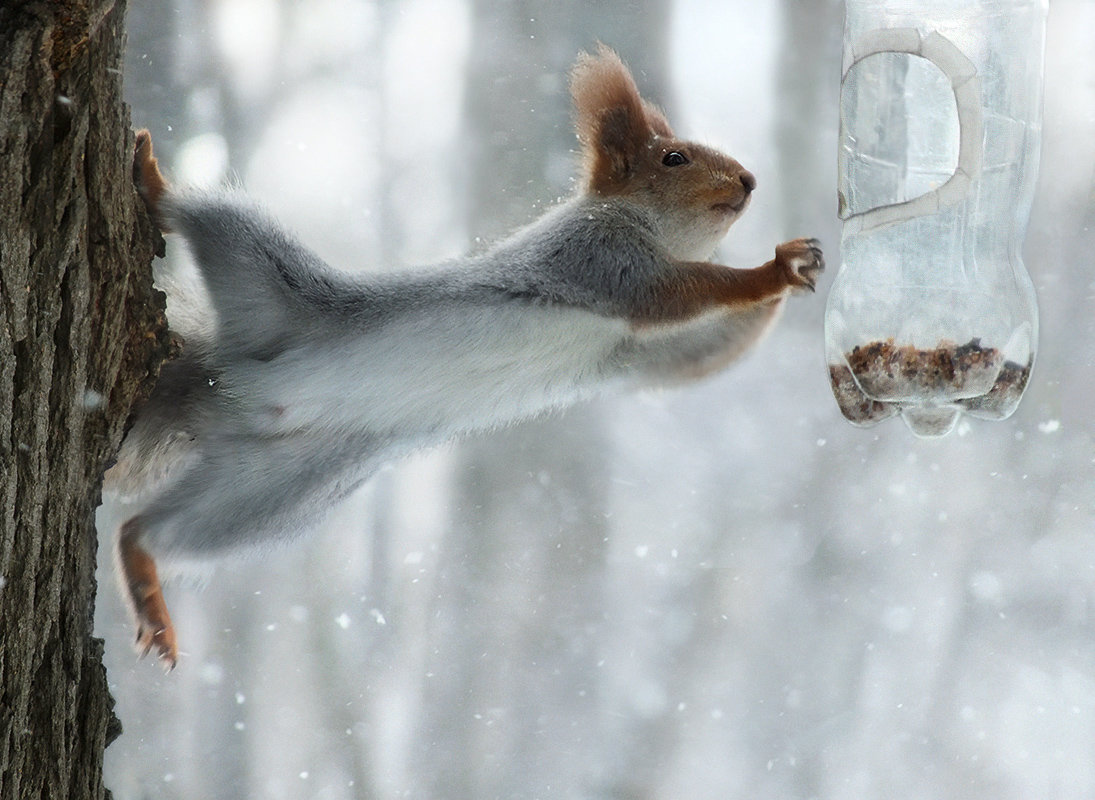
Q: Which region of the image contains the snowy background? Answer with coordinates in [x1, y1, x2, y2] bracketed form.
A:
[97, 1, 1095, 798]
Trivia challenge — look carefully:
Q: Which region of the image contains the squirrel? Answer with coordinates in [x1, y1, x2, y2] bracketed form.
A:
[108, 45, 824, 669]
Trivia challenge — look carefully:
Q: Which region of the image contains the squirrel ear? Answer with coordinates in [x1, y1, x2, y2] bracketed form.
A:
[571, 45, 667, 193]
[642, 100, 674, 139]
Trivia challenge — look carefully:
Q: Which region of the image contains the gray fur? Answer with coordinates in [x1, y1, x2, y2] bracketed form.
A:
[107, 189, 786, 560]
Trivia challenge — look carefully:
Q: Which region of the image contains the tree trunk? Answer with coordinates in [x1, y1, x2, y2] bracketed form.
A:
[0, 2, 169, 798]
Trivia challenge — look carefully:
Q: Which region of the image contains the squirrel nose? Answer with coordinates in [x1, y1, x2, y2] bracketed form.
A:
[739, 171, 757, 193]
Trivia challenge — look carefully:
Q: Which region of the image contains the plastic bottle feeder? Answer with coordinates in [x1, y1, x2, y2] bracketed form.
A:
[825, 0, 1047, 437]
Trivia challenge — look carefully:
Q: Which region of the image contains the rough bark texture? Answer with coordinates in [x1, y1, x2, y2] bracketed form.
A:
[0, 1, 169, 798]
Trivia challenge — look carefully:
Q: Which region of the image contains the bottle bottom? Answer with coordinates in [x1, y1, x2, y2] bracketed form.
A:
[828, 338, 1032, 438]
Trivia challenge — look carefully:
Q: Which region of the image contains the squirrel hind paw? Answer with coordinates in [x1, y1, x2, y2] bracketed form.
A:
[118, 518, 179, 670]
[134, 611, 179, 672]
[133, 128, 172, 233]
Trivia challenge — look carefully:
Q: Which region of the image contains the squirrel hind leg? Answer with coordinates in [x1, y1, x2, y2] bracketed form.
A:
[115, 516, 179, 671]
[133, 128, 172, 232]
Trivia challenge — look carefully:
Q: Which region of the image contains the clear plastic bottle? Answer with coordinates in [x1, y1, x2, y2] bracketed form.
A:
[826, 0, 1047, 437]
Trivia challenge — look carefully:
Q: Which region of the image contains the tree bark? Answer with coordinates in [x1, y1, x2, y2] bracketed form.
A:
[0, 2, 169, 798]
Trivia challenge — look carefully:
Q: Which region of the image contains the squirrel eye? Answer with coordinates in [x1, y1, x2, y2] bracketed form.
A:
[662, 151, 689, 167]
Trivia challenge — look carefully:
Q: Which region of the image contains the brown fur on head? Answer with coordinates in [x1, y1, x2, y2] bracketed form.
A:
[570, 44, 674, 195]
[569, 45, 757, 261]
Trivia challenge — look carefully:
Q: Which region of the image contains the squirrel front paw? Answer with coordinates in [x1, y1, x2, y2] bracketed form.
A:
[774, 238, 825, 293]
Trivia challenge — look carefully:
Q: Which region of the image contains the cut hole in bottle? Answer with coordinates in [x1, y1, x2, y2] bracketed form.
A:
[839, 50, 961, 220]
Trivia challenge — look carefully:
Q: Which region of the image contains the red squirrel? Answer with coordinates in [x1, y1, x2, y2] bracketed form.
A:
[109, 46, 823, 669]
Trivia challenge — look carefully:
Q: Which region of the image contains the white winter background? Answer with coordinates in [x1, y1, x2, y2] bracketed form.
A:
[96, 1, 1095, 798]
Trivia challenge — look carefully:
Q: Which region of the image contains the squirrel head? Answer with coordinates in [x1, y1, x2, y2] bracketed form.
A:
[570, 45, 755, 261]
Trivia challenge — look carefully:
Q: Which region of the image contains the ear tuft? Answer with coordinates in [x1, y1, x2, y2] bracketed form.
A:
[570, 45, 670, 193]
[642, 100, 674, 139]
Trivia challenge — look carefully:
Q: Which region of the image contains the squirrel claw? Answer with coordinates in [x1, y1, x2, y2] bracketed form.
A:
[134, 616, 178, 670]
[775, 237, 825, 293]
